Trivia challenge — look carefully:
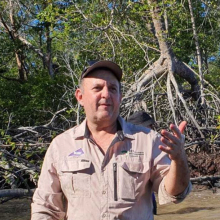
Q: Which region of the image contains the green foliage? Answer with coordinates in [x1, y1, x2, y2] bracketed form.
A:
[0, 74, 74, 128]
[165, 0, 220, 63]
[205, 57, 220, 90]
[217, 115, 220, 129]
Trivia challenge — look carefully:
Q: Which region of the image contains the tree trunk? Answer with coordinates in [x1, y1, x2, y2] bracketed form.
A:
[123, 0, 204, 136]
[9, 0, 28, 81]
[188, 0, 205, 105]
[125, 0, 201, 101]
[0, 0, 55, 79]
[45, 25, 54, 78]
[15, 52, 27, 81]
[137, 0, 201, 101]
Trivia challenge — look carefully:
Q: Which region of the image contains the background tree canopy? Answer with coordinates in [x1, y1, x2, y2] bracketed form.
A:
[0, 0, 219, 195]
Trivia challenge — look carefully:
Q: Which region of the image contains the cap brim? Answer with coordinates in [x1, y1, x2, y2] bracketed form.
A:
[81, 60, 122, 81]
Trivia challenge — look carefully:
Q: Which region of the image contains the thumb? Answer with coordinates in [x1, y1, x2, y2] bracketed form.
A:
[179, 121, 187, 134]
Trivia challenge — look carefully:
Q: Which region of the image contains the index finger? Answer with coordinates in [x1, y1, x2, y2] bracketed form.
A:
[178, 121, 187, 134]
[170, 121, 187, 139]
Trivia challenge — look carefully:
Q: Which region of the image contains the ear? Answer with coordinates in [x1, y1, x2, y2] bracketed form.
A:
[75, 88, 84, 106]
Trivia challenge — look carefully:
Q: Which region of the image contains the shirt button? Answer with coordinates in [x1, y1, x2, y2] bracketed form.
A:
[102, 191, 106, 194]
[102, 213, 106, 218]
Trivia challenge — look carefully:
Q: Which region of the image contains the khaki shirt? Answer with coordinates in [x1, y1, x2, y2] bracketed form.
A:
[31, 117, 191, 220]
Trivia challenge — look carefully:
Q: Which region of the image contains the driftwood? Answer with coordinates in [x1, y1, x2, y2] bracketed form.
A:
[191, 176, 220, 187]
[191, 175, 220, 182]
[0, 188, 35, 198]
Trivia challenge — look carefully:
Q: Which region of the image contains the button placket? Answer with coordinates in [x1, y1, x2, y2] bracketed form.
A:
[100, 164, 108, 219]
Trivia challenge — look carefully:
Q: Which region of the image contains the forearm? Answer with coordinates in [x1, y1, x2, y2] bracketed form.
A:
[31, 188, 65, 220]
[164, 156, 190, 196]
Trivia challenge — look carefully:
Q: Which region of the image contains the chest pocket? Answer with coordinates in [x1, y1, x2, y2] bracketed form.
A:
[118, 161, 150, 201]
[60, 158, 92, 198]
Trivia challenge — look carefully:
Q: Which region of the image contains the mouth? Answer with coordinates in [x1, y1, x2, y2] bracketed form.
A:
[99, 103, 111, 107]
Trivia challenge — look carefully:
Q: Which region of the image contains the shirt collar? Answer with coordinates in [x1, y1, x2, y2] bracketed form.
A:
[72, 116, 135, 140]
[72, 119, 87, 139]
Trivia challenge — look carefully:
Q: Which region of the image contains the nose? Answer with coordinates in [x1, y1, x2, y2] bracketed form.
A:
[101, 86, 110, 99]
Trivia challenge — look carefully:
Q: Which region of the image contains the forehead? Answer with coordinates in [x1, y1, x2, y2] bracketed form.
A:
[83, 68, 119, 85]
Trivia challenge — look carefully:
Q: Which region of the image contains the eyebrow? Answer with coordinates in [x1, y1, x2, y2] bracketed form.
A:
[85, 78, 121, 91]
[108, 82, 118, 87]
[92, 81, 118, 86]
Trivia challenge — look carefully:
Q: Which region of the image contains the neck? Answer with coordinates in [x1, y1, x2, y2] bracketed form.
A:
[87, 119, 118, 135]
[86, 120, 118, 153]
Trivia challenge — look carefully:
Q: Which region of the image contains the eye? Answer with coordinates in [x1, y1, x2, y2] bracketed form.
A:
[93, 86, 102, 91]
[109, 87, 117, 92]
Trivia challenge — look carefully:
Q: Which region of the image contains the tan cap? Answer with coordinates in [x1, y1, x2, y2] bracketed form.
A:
[81, 60, 122, 81]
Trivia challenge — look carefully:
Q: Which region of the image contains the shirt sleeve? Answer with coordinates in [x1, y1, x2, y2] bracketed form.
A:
[150, 131, 192, 205]
[31, 142, 66, 220]
[158, 178, 192, 205]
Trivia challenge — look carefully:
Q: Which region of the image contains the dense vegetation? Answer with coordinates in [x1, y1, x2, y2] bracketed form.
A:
[0, 0, 219, 196]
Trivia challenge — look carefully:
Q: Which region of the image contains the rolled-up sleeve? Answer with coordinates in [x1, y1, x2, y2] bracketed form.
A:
[31, 142, 66, 220]
[158, 178, 192, 205]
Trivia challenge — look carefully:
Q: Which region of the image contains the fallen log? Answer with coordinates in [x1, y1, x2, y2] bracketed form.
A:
[0, 188, 35, 198]
[190, 176, 220, 187]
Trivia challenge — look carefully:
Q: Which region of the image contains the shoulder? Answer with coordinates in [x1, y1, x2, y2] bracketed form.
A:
[48, 124, 82, 151]
[45, 125, 84, 161]
[54, 126, 78, 141]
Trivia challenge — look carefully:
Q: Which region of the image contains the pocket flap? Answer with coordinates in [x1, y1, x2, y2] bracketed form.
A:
[61, 158, 91, 172]
[121, 162, 149, 173]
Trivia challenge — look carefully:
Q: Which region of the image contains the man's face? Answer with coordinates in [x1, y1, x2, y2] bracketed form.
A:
[75, 69, 122, 125]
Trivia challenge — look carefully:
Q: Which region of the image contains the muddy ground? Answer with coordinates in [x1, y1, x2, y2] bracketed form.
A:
[187, 149, 220, 177]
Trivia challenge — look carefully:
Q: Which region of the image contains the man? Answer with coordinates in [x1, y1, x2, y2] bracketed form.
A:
[127, 111, 156, 129]
[127, 111, 157, 215]
[31, 60, 191, 220]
